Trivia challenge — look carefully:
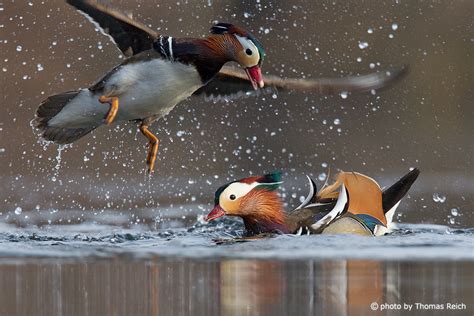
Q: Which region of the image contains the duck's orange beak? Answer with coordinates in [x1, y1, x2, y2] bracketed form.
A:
[205, 205, 226, 222]
[245, 65, 264, 90]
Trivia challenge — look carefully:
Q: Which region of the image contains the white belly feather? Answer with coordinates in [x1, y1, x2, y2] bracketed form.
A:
[48, 59, 202, 128]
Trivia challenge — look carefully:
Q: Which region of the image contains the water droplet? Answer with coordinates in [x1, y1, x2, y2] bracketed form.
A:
[36, 63, 44, 71]
[318, 172, 327, 181]
[391, 23, 398, 31]
[449, 217, 455, 225]
[14, 207, 22, 215]
[369, 63, 375, 69]
[340, 91, 348, 99]
[358, 41, 369, 49]
[432, 192, 446, 203]
[356, 57, 362, 62]
[16, 45, 22, 52]
[367, 28, 373, 34]
[321, 162, 328, 168]
[450, 208, 459, 216]
[333, 118, 341, 125]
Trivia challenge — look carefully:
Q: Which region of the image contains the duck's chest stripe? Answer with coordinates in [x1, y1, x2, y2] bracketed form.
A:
[153, 36, 175, 61]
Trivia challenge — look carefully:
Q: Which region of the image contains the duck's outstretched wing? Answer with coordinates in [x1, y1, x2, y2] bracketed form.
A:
[193, 66, 408, 101]
[66, 0, 158, 56]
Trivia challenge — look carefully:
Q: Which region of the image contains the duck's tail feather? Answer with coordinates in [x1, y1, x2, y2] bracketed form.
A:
[382, 168, 420, 214]
[34, 90, 97, 144]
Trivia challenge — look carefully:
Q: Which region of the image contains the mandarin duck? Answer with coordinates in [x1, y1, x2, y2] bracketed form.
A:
[34, 0, 407, 173]
[206, 168, 420, 237]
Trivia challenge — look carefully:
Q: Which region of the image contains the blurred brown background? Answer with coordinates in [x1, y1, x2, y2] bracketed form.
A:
[0, 0, 472, 227]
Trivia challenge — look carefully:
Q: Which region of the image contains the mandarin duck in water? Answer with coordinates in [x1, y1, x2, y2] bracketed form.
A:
[206, 169, 420, 237]
[34, 0, 407, 173]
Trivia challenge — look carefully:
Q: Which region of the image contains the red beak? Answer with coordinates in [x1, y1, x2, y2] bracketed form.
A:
[245, 65, 264, 90]
[205, 205, 226, 222]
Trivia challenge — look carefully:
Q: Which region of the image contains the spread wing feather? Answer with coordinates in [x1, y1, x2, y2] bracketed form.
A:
[193, 66, 408, 101]
[66, 0, 158, 56]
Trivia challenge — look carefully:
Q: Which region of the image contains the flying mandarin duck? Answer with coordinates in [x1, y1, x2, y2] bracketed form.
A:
[34, 0, 407, 173]
[206, 169, 420, 236]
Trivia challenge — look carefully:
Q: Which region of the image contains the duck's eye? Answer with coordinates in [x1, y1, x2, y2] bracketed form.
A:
[245, 48, 253, 56]
[229, 194, 236, 200]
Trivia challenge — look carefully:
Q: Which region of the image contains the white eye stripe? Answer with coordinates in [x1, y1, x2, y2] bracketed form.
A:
[235, 35, 259, 57]
[220, 182, 259, 205]
[219, 181, 283, 205]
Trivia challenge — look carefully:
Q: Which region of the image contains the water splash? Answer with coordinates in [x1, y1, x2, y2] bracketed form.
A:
[447, 208, 461, 225]
[432, 192, 446, 203]
[450, 208, 459, 216]
[358, 41, 369, 49]
[52, 144, 70, 182]
[14, 207, 22, 215]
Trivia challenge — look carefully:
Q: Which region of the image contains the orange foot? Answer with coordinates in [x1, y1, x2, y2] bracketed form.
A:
[98, 95, 119, 125]
[139, 123, 160, 174]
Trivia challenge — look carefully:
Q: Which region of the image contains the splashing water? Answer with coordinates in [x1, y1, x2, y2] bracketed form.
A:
[450, 208, 459, 216]
[51, 145, 70, 182]
[447, 207, 462, 225]
[14, 207, 22, 215]
[432, 192, 447, 203]
[358, 41, 369, 49]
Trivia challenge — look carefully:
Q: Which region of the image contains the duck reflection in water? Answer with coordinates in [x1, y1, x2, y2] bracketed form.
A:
[0, 259, 471, 315]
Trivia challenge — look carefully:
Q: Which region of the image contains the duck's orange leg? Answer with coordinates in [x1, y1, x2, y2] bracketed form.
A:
[98, 95, 119, 125]
[139, 123, 160, 174]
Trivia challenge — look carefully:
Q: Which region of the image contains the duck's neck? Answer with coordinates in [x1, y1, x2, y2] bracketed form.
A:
[240, 191, 290, 235]
[153, 34, 237, 83]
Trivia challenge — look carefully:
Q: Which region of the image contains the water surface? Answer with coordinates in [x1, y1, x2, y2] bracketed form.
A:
[0, 219, 472, 315]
